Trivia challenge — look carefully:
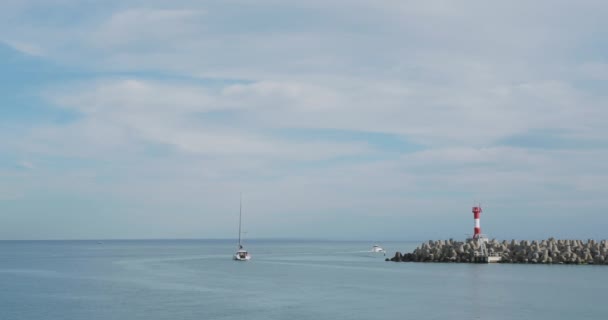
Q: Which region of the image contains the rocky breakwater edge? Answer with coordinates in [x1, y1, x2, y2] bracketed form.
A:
[389, 238, 608, 264]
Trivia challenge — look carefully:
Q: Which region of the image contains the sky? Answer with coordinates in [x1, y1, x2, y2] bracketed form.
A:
[0, 0, 607, 241]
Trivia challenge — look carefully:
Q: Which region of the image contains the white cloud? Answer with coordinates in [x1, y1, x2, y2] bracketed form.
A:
[2, 0, 608, 239]
[17, 161, 35, 169]
[578, 62, 608, 81]
[3, 40, 44, 56]
[44, 79, 373, 160]
[90, 8, 207, 50]
[42, 65, 606, 161]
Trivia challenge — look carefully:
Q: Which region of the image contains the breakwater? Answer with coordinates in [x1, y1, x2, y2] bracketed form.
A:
[389, 238, 608, 264]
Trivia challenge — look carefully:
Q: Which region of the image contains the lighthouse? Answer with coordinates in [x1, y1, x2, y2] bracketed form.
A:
[472, 205, 482, 239]
[469, 204, 501, 262]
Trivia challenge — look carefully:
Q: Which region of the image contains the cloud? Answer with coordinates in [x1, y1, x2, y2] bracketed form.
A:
[2, 40, 44, 56]
[16, 161, 35, 170]
[1, 0, 607, 239]
[578, 62, 608, 81]
[44, 79, 373, 160]
[90, 8, 207, 50]
[38, 71, 608, 209]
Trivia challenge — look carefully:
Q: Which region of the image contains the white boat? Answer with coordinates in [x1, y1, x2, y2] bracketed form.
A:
[234, 246, 250, 261]
[233, 194, 251, 261]
[371, 244, 386, 255]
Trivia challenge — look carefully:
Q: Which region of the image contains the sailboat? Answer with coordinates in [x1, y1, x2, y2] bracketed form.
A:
[233, 194, 251, 261]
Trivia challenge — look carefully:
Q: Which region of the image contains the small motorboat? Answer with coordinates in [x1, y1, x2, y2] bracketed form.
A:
[371, 244, 386, 255]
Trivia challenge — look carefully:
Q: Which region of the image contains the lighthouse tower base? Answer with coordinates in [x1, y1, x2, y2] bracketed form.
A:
[468, 235, 502, 263]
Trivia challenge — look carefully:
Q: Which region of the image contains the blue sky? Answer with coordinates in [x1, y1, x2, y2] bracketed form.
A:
[1, 0, 607, 240]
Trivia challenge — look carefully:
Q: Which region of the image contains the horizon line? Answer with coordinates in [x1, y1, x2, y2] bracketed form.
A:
[0, 237, 422, 242]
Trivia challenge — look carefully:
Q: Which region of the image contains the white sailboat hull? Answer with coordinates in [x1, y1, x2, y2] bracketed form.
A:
[233, 254, 251, 261]
[233, 250, 251, 261]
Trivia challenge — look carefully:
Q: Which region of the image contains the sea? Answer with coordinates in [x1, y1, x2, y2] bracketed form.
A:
[1, 239, 606, 320]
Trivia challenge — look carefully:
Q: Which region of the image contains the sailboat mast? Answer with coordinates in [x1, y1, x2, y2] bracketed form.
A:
[238, 193, 242, 246]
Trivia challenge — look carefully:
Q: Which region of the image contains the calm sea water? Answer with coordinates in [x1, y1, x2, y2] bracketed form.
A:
[1, 239, 606, 320]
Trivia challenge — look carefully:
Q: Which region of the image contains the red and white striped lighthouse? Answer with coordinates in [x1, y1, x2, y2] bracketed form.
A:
[472, 205, 482, 239]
